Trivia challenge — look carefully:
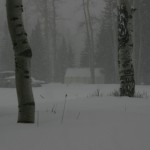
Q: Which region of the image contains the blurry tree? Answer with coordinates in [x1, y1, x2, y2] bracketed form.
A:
[57, 37, 67, 82]
[137, 0, 150, 84]
[95, 21, 116, 83]
[34, 0, 63, 82]
[57, 37, 75, 82]
[67, 43, 75, 68]
[80, 38, 89, 67]
[37, 0, 52, 82]
[51, 0, 58, 82]
[0, 23, 14, 71]
[82, 0, 95, 83]
[95, 0, 117, 83]
[24, 0, 52, 82]
[30, 21, 51, 82]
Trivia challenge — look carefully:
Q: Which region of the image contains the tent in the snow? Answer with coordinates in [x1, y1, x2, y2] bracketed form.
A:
[64, 68, 105, 84]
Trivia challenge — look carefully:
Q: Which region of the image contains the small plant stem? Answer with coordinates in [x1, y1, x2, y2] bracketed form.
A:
[61, 95, 67, 124]
[37, 111, 39, 127]
[76, 112, 80, 120]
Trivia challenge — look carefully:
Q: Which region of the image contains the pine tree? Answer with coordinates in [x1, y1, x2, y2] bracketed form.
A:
[0, 23, 14, 71]
[95, 0, 117, 83]
[96, 21, 115, 83]
[80, 39, 89, 67]
[30, 21, 51, 82]
[67, 44, 75, 68]
[56, 37, 68, 83]
[137, 0, 150, 84]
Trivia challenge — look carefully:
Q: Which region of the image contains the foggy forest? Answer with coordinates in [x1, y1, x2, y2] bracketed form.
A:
[0, 0, 150, 150]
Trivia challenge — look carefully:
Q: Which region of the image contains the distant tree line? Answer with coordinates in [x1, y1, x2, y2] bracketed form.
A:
[80, 0, 150, 85]
[1, 0, 150, 85]
[1, 0, 75, 83]
[80, 0, 117, 83]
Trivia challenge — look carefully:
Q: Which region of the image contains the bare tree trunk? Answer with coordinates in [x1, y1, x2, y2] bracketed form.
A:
[83, 0, 95, 84]
[44, 0, 52, 82]
[110, 1, 119, 83]
[117, 0, 135, 97]
[6, 0, 35, 123]
[132, 0, 136, 75]
[52, 0, 57, 82]
[87, 0, 95, 84]
[137, 1, 142, 84]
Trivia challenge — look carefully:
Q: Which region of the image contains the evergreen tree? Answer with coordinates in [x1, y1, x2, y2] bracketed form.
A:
[30, 21, 51, 82]
[95, 21, 115, 83]
[138, 0, 150, 84]
[0, 23, 14, 71]
[80, 39, 89, 67]
[95, 0, 117, 83]
[56, 37, 68, 83]
[67, 44, 75, 68]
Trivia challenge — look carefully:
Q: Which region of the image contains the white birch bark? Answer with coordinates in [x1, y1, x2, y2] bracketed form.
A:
[6, 0, 35, 123]
[117, 0, 135, 96]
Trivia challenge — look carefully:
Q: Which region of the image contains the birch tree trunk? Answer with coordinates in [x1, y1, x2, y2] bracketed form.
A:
[6, 0, 35, 123]
[117, 0, 135, 97]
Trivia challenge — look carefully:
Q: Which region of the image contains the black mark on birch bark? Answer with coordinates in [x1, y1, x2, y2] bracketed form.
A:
[19, 49, 32, 57]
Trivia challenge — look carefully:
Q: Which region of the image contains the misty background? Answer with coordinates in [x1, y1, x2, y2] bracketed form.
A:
[0, 0, 150, 85]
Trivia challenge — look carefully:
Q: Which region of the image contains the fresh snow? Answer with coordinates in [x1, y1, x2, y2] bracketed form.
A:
[0, 84, 150, 150]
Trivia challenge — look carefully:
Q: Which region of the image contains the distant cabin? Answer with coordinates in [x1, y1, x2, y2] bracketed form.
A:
[64, 68, 105, 84]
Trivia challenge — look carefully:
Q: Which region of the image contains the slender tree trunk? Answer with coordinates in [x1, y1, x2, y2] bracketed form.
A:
[83, 0, 95, 84]
[110, 1, 119, 83]
[117, 0, 135, 97]
[6, 0, 35, 123]
[44, 0, 51, 82]
[52, 0, 57, 82]
[137, 0, 142, 84]
[132, 0, 136, 76]
[87, 0, 95, 84]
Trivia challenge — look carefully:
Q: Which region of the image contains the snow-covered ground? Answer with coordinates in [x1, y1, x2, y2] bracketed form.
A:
[0, 84, 150, 150]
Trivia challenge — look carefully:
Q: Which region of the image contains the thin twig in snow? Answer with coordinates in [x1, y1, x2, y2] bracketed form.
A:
[40, 94, 45, 99]
[76, 112, 80, 120]
[37, 111, 39, 127]
[61, 94, 67, 124]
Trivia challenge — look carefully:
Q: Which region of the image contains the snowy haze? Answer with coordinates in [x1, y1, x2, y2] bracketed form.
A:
[1, 0, 150, 149]
[0, 0, 104, 67]
[0, 0, 149, 84]
[57, 0, 104, 64]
